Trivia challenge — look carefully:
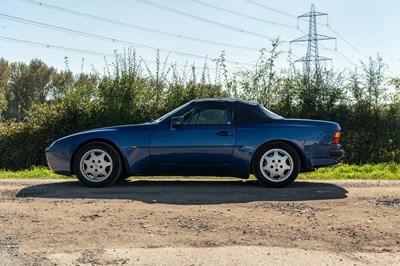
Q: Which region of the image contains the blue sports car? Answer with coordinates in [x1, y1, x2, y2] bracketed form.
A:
[46, 98, 344, 188]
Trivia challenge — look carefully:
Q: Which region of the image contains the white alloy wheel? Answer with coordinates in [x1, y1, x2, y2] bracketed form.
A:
[259, 148, 294, 182]
[80, 149, 113, 182]
[253, 142, 300, 188]
[73, 142, 122, 187]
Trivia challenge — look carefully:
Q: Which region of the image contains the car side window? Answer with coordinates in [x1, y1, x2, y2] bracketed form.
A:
[182, 108, 196, 124]
[182, 104, 234, 125]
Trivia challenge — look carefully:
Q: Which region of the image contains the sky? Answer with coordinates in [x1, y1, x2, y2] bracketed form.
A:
[0, 0, 399, 77]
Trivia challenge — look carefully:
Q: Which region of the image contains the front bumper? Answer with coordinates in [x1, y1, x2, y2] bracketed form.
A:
[45, 145, 72, 176]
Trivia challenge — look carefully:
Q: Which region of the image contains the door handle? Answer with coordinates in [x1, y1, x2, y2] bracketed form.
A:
[217, 131, 232, 136]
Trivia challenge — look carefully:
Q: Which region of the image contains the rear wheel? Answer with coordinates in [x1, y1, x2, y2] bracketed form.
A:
[253, 142, 300, 188]
[73, 142, 122, 187]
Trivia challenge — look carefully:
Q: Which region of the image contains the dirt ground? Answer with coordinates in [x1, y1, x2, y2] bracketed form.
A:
[0, 179, 399, 265]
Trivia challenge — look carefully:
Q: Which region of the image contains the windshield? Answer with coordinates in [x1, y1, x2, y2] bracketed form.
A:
[153, 101, 192, 123]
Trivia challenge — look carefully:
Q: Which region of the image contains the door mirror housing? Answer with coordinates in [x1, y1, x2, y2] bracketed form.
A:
[171, 116, 183, 130]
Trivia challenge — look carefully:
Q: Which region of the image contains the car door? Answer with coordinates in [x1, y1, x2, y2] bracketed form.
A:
[150, 102, 236, 170]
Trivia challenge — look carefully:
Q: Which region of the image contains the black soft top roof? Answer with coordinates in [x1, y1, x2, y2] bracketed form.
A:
[157, 98, 284, 124]
[234, 100, 284, 124]
[192, 98, 256, 105]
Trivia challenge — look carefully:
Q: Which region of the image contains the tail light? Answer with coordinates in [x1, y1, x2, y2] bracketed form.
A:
[332, 131, 341, 144]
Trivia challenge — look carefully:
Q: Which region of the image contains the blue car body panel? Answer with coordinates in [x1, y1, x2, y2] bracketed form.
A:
[45, 99, 344, 178]
[46, 124, 155, 176]
[150, 124, 236, 165]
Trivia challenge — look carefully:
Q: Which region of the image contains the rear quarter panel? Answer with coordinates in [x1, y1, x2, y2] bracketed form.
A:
[231, 119, 341, 175]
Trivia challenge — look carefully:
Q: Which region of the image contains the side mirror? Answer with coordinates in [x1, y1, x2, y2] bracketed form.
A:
[170, 116, 183, 130]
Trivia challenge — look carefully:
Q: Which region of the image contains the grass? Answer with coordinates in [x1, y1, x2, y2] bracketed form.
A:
[0, 166, 69, 179]
[0, 163, 399, 180]
[299, 163, 400, 180]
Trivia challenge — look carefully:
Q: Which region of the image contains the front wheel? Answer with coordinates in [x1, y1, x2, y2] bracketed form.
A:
[253, 142, 300, 188]
[73, 142, 122, 187]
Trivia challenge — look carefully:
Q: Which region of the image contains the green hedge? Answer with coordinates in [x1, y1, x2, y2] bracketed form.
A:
[1, 47, 400, 170]
[1, 95, 400, 170]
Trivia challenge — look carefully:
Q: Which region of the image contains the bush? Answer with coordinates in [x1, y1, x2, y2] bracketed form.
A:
[1, 46, 400, 170]
[0, 85, 100, 170]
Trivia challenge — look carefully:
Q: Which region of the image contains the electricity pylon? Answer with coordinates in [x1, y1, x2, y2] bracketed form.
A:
[291, 4, 336, 77]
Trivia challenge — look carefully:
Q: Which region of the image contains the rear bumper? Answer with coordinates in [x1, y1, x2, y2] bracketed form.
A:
[310, 158, 342, 168]
[329, 149, 344, 158]
[309, 148, 344, 168]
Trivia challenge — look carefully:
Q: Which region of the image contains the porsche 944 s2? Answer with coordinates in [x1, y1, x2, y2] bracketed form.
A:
[46, 98, 344, 187]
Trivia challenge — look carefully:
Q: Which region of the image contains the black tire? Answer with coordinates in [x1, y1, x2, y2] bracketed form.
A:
[253, 142, 300, 188]
[118, 172, 130, 180]
[73, 142, 122, 187]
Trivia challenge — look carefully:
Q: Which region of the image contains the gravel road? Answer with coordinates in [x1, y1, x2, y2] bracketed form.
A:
[0, 179, 399, 265]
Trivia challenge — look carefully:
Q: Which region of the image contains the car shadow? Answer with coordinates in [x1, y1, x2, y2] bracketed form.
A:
[16, 179, 348, 205]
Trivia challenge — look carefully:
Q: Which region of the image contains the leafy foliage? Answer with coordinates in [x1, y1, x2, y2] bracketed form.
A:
[0, 43, 399, 170]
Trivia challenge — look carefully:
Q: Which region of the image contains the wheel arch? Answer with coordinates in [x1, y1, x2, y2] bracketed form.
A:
[70, 138, 129, 177]
[250, 139, 308, 173]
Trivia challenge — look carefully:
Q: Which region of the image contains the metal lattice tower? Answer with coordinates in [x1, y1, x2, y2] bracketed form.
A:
[291, 4, 336, 77]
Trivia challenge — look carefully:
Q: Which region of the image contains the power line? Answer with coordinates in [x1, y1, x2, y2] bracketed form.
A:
[327, 24, 369, 60]
[332, 50, 360, 68]
[297, 27, 361, 69]
[16, 0, 366, 72]
[135, 0, 277, 40]
[244, 0, 328, 27]
[0, 35, 114, 57]
[0, 35, 238, 72]
[303, 25, 364, 69]
[0, 13, 254, 67]
[290, 52, 301, 60]
[318, 42, 360, 68]
[18, 0, 336, 57]
[243, 0, 297, 19]
[326, 24, 396, 75]
[291, 4, 336, 75]
[18, 0, 260, 52]
[297, 20, 361, 69]
[188, 0, 297, 29]
[243, 0, 370, 66]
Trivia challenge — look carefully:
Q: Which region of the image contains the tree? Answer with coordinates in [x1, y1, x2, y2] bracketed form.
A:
[0, 58, 11, 94]
[0, 58, 11, 117]
[238, 39, 283, 109]
[6, 59, 56, 119]
[361, 54, 387, 108]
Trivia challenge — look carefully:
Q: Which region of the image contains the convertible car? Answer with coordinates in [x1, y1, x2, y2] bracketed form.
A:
[46, 98, 344, 188]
